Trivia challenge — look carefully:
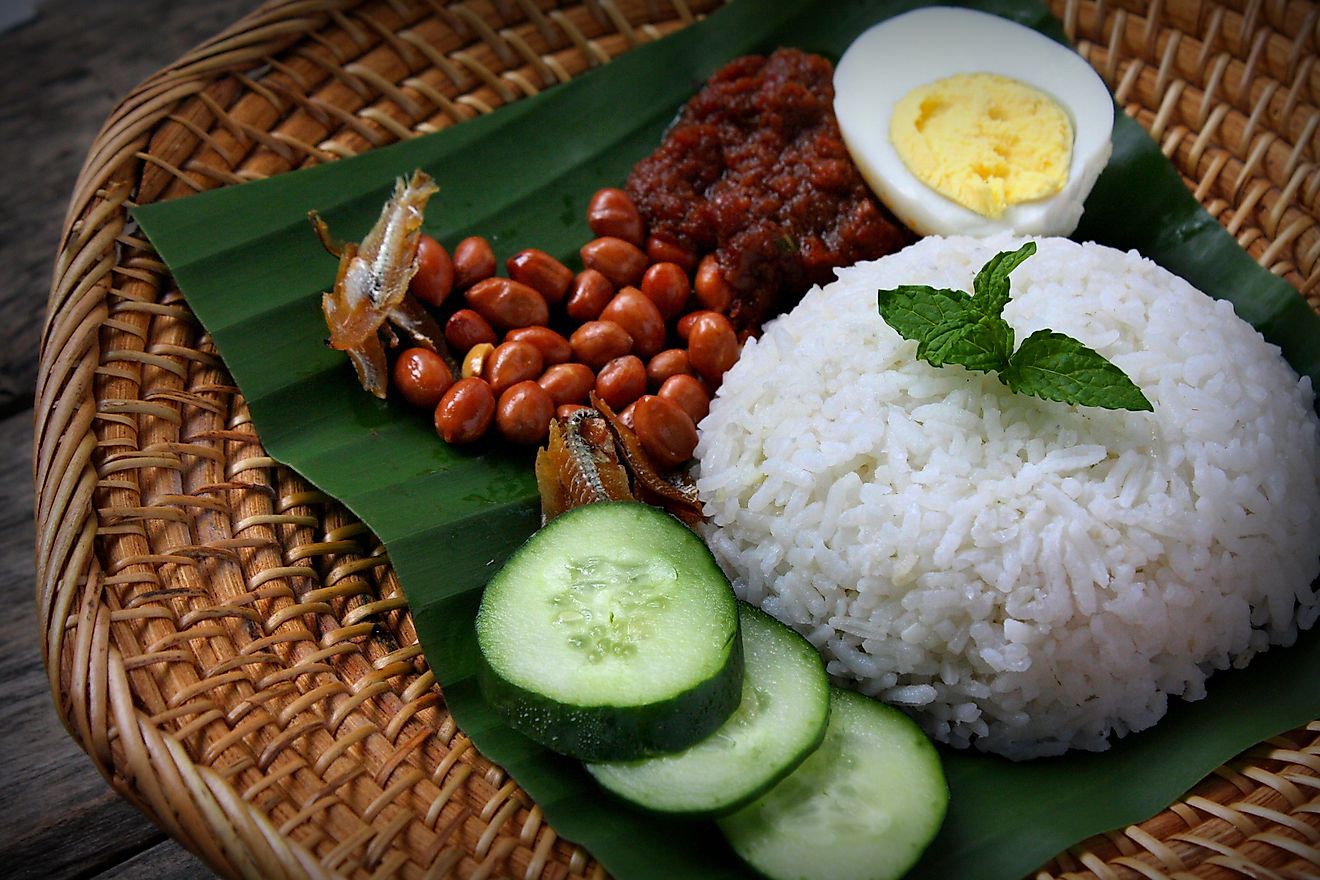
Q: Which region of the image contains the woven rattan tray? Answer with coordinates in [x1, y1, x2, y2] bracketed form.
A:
[35, 1, 1320, 877]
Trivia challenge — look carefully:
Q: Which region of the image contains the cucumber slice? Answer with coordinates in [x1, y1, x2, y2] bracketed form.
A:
[586, 602, 830, 817]
[718, 688, 948, 880]
[475, 501, 742, 761]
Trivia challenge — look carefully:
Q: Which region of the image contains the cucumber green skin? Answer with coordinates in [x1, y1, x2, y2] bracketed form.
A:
[585, 602, 830, 818]
[475, 502, 744, 762]
[477, 629, 743, 762]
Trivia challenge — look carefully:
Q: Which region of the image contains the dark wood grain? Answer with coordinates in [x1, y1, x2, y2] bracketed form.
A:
[0, 0, 256, 415]
[1, 0, 255, 876]
[92, 839, 215, 879]
[0, 411, 210, 878]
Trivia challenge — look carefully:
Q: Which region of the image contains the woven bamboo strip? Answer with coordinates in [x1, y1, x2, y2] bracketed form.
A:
[34, 1, 1320, 878]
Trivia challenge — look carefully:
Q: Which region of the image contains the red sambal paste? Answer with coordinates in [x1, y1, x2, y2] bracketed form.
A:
[626, 48, 910, 333]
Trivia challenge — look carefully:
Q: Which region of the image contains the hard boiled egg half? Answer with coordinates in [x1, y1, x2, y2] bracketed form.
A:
[834, 6, 1113, 237]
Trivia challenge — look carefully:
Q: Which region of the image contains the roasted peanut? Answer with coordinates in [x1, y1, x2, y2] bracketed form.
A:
[506, 326, 572, 365]
[496, 381, 554, 445]
[687, 311, 739, 387]
[393, 347, 454, 410]
[538, 362, 595, 407]
[465, 277, 549, 330]
[600, 287, 665, 359]
[570, 320, 633, 370]
[633, 394, 698, 468]
[410, 234, 454, 307]
[594, 355, 647, 411]
[462, 342, 495, 379]
[445, 309, 497, 352]
[676, 309, 720, 342]
[452, 236, 496, 289]
[586, 188, 644, 246]
[641, 262, 691, 321]
[506, 248, 573, 305]
[694, 254, 734, 313]
[580, 236, 648, 288]
[645, 234, 698, 273]
[658, 373, 711, 424]
[618, 400, 638, 431]
[646, 349, 694, 389]
[565, 268, 615, 322]
[483, 340, 544, 397]
[435, 377, 495, 444]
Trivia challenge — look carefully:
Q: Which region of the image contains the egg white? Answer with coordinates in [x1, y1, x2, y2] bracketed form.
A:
[834, 6, 1114, 237]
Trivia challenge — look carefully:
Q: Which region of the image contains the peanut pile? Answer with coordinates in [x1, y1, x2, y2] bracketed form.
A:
[391, 187, 740, 468]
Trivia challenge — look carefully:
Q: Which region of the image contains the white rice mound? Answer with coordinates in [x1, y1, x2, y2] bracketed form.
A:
[695, 234, 1320, 760]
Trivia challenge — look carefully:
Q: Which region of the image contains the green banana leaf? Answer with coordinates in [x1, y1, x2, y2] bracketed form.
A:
[134, 1, 1320, 878]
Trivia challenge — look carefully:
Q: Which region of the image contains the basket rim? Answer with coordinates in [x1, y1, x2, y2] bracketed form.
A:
[34, 1, 1320, 879]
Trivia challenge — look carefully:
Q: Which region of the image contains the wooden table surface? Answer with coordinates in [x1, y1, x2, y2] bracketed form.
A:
[0, 1, 257, 876]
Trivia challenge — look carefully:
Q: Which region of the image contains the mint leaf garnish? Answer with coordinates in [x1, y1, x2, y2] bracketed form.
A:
[925, 312, 1014, 372]
[877, 284, 1015, 370]
[1002, 330, 1153, 411]
[877, 246, 1151, 412]
[875, 285, 970, 349]
[972, 241, 1035, 317]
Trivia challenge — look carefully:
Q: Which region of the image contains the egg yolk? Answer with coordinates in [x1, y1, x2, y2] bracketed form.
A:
[890, 73, 1072, 218]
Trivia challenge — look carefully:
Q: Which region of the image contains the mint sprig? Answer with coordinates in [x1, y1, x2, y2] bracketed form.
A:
[877, 243, 1153, 412]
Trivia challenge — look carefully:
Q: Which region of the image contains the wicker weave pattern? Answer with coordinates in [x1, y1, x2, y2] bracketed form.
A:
[34, 1, 1319, 878]
[1064, 0, 1320, 305]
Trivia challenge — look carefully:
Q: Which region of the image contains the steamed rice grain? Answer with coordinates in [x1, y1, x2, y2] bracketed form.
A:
[695, 235, 1320, 759]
